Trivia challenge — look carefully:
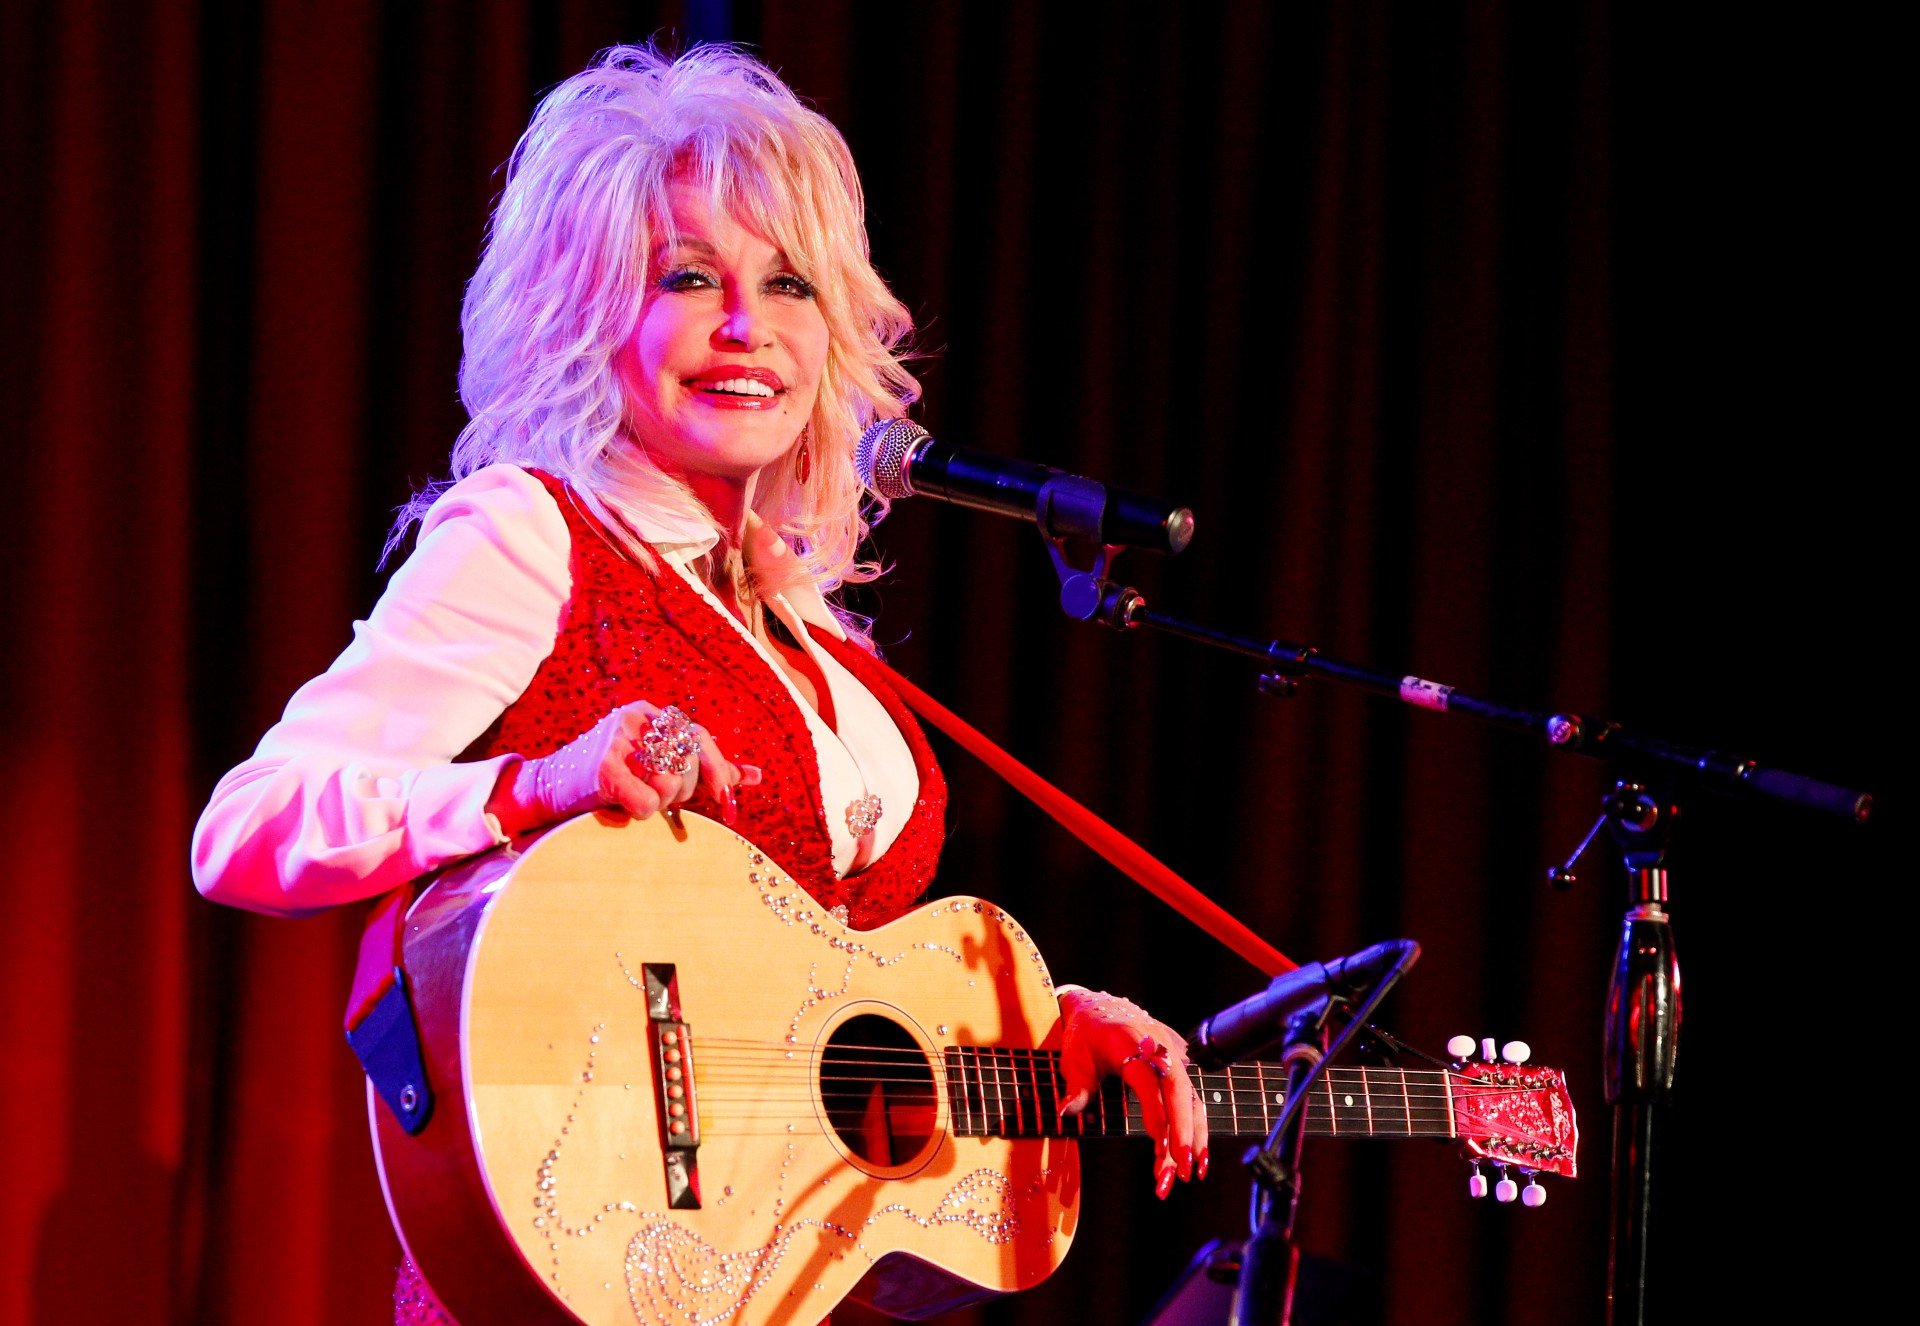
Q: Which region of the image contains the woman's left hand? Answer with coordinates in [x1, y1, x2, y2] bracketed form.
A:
[1056, 985, 1209, 1199]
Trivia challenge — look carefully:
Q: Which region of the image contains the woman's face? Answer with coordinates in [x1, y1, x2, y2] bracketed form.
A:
[618, 182, 830, 508]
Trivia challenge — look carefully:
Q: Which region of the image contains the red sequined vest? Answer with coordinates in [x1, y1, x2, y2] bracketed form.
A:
[463, 468, 947, 928]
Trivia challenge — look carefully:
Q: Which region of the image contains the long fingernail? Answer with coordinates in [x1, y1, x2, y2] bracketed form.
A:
[737, 763, 764, 787]
[1156, 1168, 1174, 1200]
[719, 784, 738, 826]
[1199, 1150, 1210, 1180]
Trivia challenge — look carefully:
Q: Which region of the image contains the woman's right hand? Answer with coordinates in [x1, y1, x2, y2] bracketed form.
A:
[487, 702, 762, 837]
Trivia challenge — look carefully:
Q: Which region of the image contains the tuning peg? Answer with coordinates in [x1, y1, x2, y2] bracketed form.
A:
[1467, 1162, 1489, 1199]
[1494, 1165, 1518, 1203]
[1521, 1172, 1547, 1208]
[1501, 1040, 1531, 1065]
[1446, 1035, 1476, 1061]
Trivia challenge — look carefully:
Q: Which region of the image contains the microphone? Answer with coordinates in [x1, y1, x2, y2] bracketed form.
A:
[855, 418, 1196, 555]
[1188, 938, 1421, 1069]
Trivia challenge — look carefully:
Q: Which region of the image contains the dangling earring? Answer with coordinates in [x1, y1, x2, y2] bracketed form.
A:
[795, 427, 812, 485]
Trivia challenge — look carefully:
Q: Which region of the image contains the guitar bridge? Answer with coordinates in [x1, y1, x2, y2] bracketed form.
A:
[645, 963, 701, 1209]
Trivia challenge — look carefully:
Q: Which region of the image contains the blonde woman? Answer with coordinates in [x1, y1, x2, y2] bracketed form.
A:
[192, 42, 1206, 1324]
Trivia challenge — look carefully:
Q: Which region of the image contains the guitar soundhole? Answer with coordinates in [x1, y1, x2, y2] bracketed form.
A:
[820, 1014, 938, 1167]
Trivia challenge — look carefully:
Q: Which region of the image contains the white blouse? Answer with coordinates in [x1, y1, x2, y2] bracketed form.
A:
[190, 464, 920, 918]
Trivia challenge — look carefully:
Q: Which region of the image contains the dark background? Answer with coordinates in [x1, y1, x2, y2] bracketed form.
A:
[0, 2, 1901, 1324]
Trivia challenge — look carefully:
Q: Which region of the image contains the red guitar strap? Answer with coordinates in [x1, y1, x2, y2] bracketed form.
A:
[806, 628, 1296, 977]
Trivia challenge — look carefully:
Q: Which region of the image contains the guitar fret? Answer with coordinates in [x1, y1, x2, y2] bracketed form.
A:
[1010, 1047, 1027, 1137]
[1010, 1048, 1026, 1136]
[1025, 1049, 1048, 1139]
[945, 1048, 965, 1136]
[962, 1048, 978, 1136]
[1008, 1047, 1026, 1138]
[963, 1047, 977, 1137]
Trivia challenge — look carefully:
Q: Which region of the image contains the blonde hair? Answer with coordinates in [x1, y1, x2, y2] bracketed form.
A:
[389, 41, 917, 607]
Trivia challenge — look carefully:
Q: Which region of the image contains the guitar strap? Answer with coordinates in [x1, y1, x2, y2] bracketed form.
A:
[804, 627, 1297, 978]
[344, 884, 434, 1134]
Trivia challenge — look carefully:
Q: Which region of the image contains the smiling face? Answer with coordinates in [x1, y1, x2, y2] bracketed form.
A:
[617, 181, 830, 523]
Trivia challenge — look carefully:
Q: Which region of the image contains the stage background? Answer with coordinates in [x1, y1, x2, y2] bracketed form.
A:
[0, 3, 1900, 1324]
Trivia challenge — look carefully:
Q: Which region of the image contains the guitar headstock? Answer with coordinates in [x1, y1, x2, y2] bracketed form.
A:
[1450, 1056, 1579, 1190]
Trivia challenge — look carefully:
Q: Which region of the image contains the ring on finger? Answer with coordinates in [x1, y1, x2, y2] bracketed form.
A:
[639, 705, 701, 777]
[1122, 1035, 1172, 1079]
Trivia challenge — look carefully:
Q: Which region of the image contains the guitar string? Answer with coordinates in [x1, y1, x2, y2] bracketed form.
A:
[664, 1037, 1549, 1083]
[647, 1073, 1487, 1106]
[565, 1032, 1557, 1144]
[653, 1040, 1538, 1085]
[659, 1065, 1522, 1107]
[566, 1057, 1551, 1144]
[610, 1051, 1531, 1102]
[653, 1062, 1530, 1098]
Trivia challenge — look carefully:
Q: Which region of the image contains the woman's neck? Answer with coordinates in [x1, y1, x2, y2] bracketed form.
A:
[682, 469, 755, 544]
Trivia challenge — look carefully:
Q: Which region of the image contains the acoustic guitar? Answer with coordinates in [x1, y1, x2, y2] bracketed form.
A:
[369, 810, 1577, 1325]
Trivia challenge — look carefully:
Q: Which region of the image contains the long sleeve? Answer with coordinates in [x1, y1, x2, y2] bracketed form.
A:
[189, 465, 572, 917]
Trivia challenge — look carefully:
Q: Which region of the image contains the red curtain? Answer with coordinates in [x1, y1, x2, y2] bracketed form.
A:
[1, 3, 1897, 1324]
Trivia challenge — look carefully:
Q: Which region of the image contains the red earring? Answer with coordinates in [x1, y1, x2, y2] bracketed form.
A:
[796, 431, 812, 484]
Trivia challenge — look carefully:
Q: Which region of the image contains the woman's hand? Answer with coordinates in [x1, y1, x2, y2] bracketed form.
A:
[1056, 985, 1210, 1199]
[488, 701, 762, 836]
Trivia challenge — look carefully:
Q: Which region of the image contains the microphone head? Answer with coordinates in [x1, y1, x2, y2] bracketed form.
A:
[855, 418, 929, 499]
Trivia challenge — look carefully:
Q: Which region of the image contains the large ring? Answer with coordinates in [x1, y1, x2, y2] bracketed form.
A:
[639, 706, 701, 777]
[1121, 1035, 1171, 1079]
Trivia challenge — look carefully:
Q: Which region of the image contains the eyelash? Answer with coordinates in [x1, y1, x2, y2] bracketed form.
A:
[655, 266, 816, 300]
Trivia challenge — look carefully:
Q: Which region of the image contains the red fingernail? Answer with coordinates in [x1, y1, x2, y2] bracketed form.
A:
[1199, 1151, 1210, 1180]
[1156, 1169, 1173, 1200]
[720, 785, 738, 826]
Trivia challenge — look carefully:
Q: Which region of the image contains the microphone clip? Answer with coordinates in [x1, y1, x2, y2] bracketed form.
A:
[1041, 499, 1143, 631]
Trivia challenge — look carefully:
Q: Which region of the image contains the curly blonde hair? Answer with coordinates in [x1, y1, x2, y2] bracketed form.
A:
[390, 41, 917, 605]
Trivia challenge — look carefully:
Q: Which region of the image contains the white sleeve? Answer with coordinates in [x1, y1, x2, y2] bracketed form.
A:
[189, 464, 573, 917]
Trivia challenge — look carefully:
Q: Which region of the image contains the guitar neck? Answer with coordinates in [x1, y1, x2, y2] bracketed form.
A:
[944, 1047, 1465, 1142]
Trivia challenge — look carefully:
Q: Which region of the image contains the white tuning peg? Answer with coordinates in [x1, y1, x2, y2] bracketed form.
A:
[1501, 1040, 1531, 1065]
[1494, 1166, 1518, 1203]
[1522, 1174, 1547, 1208]
[1481, 1037, 1498, 1062]
[1467, 1162, 1489, 1199]
[1447, 1035, 1476, 1061]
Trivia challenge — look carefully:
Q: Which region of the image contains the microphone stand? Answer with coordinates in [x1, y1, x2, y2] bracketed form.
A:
[1041, 544, 1874, 1326]
[1231, 1008, 1327, 1326]
[1206, 947, 1416, 1326]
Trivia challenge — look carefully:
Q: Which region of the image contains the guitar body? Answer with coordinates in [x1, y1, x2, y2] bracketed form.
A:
[372, 809, 1079, 1326]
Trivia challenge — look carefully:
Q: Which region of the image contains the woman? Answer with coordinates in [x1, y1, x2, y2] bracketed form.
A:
[192, 41, 1206, 1324]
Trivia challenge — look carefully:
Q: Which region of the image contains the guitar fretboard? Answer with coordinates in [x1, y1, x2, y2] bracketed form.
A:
[942, 1046, 1461, 1141]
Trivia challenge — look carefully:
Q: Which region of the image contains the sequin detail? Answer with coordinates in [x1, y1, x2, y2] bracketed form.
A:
[392, 1257, 454, 1325]
[462, 469, 948, 930]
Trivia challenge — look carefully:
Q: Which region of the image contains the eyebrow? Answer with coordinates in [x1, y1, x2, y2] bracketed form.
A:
[654, 236, 718, 261]
[650, 236, 796, 268]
